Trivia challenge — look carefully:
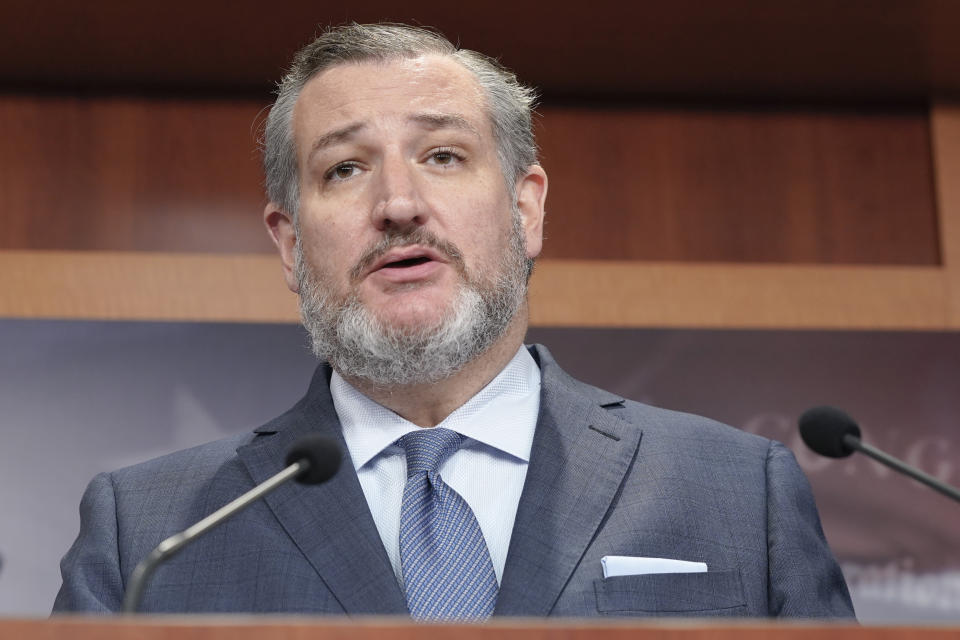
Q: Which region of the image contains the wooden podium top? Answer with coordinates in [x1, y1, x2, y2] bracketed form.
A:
[2, 618, 958, 640]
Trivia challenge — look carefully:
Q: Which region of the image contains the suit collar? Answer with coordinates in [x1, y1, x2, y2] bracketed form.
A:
[494, 344, 643, 616]
[239, 365, 408, 615]
[332, 345, 541, 469]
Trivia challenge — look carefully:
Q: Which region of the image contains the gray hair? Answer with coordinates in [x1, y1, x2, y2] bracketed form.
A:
[262, 23, 538, 218]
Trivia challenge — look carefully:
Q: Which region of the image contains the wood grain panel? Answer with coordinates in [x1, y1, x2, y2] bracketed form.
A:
[931, 104, 960, 325]
[538, 108, 939, 264]
[1, 97, 939, 265]
[3, 1, 960, 100]
[0, 251, 948, 329]
[0, 96, 272, 253]
[2, 618, 957, 640]
[0, 251, 297, 323]
[527, 261, 947, 329]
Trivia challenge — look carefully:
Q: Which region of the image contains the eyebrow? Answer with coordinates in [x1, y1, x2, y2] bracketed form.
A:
[307, 122, 367, 164]
[408, 112, 480, 137]
[305, 112, 480, 165]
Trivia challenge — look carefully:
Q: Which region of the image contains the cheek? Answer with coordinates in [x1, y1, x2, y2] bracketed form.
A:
[297, 226, 350, 279]
[297, 203, 367, 267]
[462, 218, 517, 272]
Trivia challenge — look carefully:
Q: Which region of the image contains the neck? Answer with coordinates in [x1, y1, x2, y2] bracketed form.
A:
[341, 306, 529, 427]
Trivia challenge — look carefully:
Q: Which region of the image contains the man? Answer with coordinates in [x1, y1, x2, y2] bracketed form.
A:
[54, 23, 854, 619]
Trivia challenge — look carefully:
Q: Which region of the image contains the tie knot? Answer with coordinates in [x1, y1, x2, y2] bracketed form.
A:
[399, 428, 462, 477]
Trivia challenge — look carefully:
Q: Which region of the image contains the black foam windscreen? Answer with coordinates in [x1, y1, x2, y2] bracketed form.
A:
[285, 435, 342, 485]
[799, 405, 862, 458]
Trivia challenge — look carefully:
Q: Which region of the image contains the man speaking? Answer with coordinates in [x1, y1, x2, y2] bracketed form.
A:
[54, 23, 854, 619]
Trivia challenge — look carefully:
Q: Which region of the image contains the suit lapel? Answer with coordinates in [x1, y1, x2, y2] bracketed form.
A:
[236, 366, 408, 615]
[494, 346, 643, 616]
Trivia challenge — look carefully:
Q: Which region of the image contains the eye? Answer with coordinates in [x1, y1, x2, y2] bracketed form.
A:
[324, 161, 361, 182]
[426, 147, 464, 167]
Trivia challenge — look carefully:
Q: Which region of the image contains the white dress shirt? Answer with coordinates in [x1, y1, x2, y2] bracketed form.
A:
[331, 346, 542, 586]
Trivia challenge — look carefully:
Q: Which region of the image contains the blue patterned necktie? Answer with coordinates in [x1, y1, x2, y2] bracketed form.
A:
[398, 427, 498, 621]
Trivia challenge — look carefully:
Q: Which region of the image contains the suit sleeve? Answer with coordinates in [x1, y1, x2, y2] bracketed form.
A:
[52, 472, 124, 613]
[765, 441, 856, 618]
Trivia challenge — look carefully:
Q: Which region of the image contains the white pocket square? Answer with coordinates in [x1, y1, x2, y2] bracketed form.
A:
[601, 555, 708, 578]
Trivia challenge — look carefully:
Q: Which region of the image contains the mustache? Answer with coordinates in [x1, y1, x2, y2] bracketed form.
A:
[348, 228, 467, 283]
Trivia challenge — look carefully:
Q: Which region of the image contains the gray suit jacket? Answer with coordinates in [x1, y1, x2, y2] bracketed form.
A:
[54, 344, 854, 618]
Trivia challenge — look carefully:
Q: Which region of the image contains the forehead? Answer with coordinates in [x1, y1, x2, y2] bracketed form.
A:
[293, 55, 491, 147]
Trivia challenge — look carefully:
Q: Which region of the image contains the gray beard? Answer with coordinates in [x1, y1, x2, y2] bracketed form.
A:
[295, 214, 530, 386]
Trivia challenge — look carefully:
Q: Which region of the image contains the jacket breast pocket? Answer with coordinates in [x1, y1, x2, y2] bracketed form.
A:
[594, 570, 747, 616]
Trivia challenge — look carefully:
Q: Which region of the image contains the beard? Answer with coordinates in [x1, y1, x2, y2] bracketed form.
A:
[295, 212, 531, 386]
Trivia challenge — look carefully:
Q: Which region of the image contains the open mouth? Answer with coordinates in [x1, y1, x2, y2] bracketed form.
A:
[380, 256, 432, 270]
[361, 244, 447, 280]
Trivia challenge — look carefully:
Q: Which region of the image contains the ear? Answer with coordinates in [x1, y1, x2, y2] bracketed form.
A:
[264, 203, 300, 293]
[514, 164, 548, 259]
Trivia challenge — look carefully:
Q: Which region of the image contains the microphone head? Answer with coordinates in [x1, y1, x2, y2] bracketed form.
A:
[799, 405, 862, 458]
[285, 435, 342, 485]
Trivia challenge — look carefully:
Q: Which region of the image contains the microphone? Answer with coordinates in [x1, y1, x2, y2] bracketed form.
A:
[799, 406, 960, 505]
[122, 434, 342, 613]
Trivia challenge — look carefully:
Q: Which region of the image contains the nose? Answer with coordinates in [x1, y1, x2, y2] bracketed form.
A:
[370, 152, 429, 232]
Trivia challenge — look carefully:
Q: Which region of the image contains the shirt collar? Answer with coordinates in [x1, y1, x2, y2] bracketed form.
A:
[332, 346, 541, 471]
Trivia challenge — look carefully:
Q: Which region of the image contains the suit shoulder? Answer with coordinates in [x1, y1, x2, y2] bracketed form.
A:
[617, 397, 770, 450]
[568, 374, 773, 459]
[531, 342, 773, 455]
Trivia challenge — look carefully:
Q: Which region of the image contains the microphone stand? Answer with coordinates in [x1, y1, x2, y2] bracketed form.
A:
[122, 460, 309, 613]
[842, 434, 960, 504]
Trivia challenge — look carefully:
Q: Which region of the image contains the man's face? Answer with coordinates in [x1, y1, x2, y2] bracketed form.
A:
[266, 55, 546, 383]
[293, 55, 540, 329]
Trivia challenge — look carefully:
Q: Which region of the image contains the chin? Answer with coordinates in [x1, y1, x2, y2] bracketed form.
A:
[376, 308, 448, 333]
[369, 292, 455, 328]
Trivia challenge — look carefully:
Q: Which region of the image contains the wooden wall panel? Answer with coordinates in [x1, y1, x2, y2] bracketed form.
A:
[0, 252, 947, 329]
[538, 108, 939, 264]
[4, 1, 960, 100]
[932, 104, 960, 325]
[0, 96, 272, 254]
[0, 96, 940, 266]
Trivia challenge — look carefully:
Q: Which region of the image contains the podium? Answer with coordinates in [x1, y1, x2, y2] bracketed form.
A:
[2, 619, 958, 640]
